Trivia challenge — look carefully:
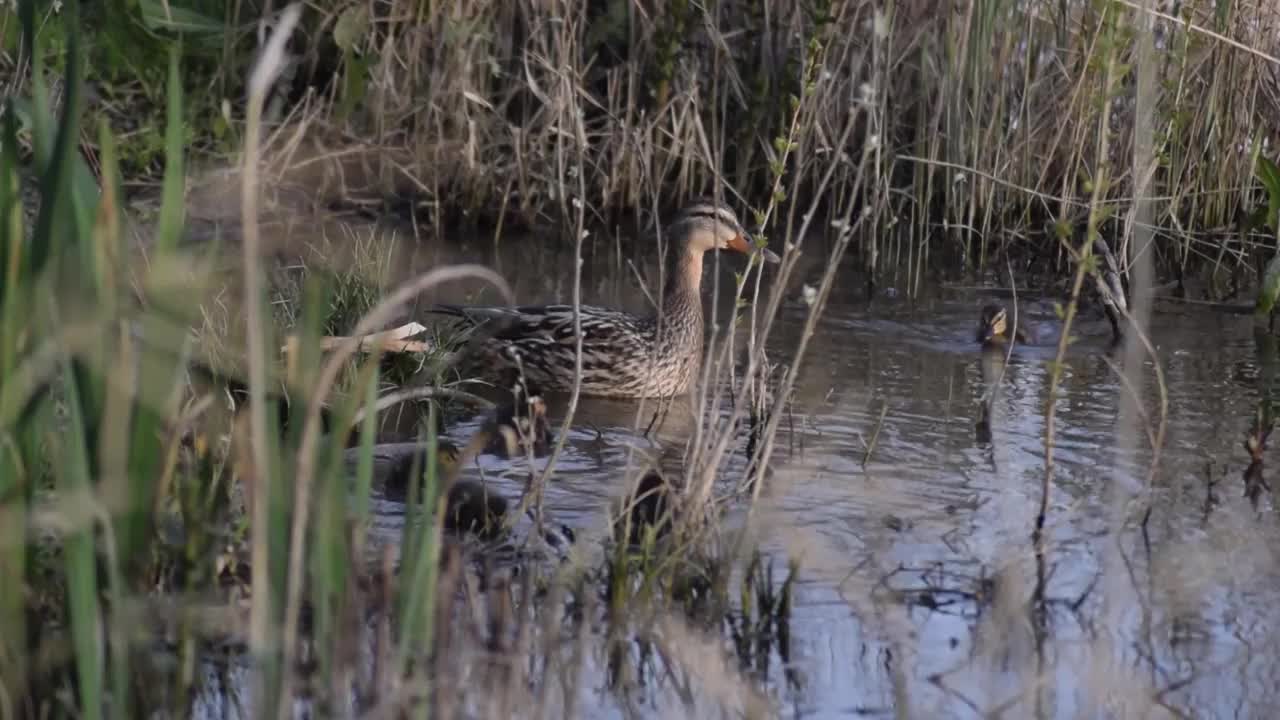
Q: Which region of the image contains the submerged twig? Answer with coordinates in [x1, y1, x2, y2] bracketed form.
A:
[861, 401, 889, 469]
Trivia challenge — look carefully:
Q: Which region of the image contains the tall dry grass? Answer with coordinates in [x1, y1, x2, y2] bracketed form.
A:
[129, 0, 1274, 290]
[8, 0, 1279, 285]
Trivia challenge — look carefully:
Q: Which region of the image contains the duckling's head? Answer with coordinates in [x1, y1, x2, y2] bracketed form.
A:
[486, 376, 553, 458]
[382, 441, 463, 501]
[977, 304, 1010, 344]
[672, 200, 780, 264]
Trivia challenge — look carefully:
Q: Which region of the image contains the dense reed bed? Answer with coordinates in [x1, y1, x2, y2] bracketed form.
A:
[3, 0, 1280, 717]
[7, 0, 1280, 285]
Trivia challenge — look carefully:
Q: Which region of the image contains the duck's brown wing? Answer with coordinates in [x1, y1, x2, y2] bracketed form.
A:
[434, 303, 648, 347]
[433, 303, 664, 395]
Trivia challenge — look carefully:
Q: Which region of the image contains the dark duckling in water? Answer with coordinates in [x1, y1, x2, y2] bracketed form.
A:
[385, 377, 552, 487]
[976, 303, 1032, 347]
[440, 480, 509, 540]
[481, 375, 552, 458]
[614, 470, 675, 545]
[382, 446, 508, 539]
[379, 376, 554, 539]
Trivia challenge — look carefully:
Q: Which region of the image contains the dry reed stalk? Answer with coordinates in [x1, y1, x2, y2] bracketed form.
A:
[1124, 0, 1171, 518]
[525, 12, 590, 526]
[241, 6, 303, 717]
[280, 321, 433, 354]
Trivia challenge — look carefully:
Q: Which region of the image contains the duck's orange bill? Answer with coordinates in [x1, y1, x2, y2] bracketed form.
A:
[728, 234, 782, 264]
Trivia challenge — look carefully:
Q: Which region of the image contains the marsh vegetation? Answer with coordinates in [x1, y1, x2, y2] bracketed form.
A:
[4, 0, 1280, 717]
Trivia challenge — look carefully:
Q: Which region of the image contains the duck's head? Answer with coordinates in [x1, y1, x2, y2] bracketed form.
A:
[672, 200, 780, 264]
[977, 303, 1010, 344]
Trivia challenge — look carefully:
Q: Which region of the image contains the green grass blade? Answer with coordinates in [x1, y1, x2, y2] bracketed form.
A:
[1256, 253, 1280, 320]
[353, 366, 378, 520]
[28, 5, 83, 275]
[0, 108, 22, 374]
[59, 359, 104, 720]
[156, 44, 186, 255]
[0, 108, 27, 716]
[395, 402, 441, 686]
[90, 118, 136, 717]
[1257, 156, 1280, 233]
[18, 1, 48, 172]
[299, 278, 342, 686]
[89, 120, 121, 302]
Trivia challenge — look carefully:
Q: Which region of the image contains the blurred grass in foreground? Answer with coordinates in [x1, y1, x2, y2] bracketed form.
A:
[0, 4, 448, 715]
[1, 4, 806, 717]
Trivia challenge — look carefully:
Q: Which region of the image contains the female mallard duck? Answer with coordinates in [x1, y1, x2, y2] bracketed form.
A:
[432, 201, 780, 398]
[976, 303, 1032, 347]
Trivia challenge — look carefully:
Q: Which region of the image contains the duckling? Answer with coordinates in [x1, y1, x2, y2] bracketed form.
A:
[481, 375, 552, 459]
[188, 359, 336, 440]
[380, 441, 463, 501]
[976, 303, 1031, 347]
[378, 380, 552, 537]
[382, 378, 552, 493]
[440, 480, 509, 540]
[380, 391, 547, 483]
[381, 447, 508, 539]
[613, 470, 675, 545]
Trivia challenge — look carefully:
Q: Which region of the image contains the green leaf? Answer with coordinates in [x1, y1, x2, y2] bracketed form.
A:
[333, 5, 369, 53]
[138, 0, 225, 35]
[1255, 252, 1280, 319]
[1257, 155, 1280, 231]
[156, 45, 185, 255]
[337, 49, 372, 120]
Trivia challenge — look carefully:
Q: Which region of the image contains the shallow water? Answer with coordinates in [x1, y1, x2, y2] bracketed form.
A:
[201, 220, 1280, 718]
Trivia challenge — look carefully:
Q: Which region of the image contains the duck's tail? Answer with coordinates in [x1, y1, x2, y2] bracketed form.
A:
[427, 303, 522, 325]
[426, 303, 468, 318]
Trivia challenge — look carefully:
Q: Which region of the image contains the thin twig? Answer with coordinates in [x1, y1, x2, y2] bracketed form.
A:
[861, 401, 890, 469]
[1116, 0, 1280, 66]
[346, 387, 495, 429]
